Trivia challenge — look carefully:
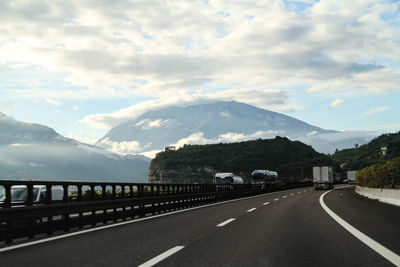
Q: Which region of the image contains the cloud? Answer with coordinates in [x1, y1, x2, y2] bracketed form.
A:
[330, 99, 344, 107]
[360, 106, 390, 117]
[135, 119, 170, 130]
[171, 130, 285, 150]
[96, 137, 144, 155]
[308, 69, 400, 94]
[46, 98, 60, 106]
[80, 89, 293, 129]
[0, 0, 398, 103]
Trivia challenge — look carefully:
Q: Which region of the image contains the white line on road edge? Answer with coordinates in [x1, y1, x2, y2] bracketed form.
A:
[138, 246, 185, 267]
[217, 218, 236, 227]
[263, 202, 270, 205]
[320, 189, 400, 266]
[247, 208, 257, 212]
[0, 187, 312, 253]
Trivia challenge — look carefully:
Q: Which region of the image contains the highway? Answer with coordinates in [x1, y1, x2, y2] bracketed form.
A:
[1, 186, 399, 266]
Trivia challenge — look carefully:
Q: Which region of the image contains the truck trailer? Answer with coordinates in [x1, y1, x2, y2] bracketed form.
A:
[313, 166, 334, 190]
[214, 172, 244, 184]
[347, 171, 356, 185]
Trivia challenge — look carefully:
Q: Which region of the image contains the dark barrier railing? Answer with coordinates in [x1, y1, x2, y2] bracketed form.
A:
[0, 180, 312, 244]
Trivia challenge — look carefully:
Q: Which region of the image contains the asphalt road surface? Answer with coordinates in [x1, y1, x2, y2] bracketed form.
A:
[1, 186, 399, 266]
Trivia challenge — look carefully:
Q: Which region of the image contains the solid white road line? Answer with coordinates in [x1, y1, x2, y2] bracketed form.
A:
[217, 218, 236, 227]
[0, 187, 312, 253]
[138, 246, 185, 267]
[263, 202, 270, 205]
[320, 189, 400, 266]
[247, 208, 257, 213]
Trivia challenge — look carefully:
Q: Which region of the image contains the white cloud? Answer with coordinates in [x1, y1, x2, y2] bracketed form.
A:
[308, 69, 400, 94]
[46, 98, 60, 106]
[80, 89, 293, 130]
[330, 99, 344, 107]
[96, 137, 144, 155]
[171, 130, 285, 150]
[307, 130, 319, 136]
[220, 111, 231, 117]
[135, 119, 170, 130]
[0, 0, 398, 103]
[361, 106, 390, 117]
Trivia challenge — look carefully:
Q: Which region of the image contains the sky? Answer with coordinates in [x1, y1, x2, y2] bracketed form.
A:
[1, 0, 400, 146]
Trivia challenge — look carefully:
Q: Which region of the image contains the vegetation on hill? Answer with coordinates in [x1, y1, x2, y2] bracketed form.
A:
[331, 131, 400, 171]
[149, 136, 335, 184]
[356, 157, 400, 189]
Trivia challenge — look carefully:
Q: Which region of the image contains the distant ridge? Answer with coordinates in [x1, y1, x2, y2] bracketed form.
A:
[96, 101, 374, 155]
[0, 113, 150, 182]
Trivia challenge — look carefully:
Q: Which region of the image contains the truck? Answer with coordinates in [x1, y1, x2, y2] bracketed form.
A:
[251, 170, 278, 184]
[214, 172, 244, 184]
[347, 171, 356, 185]
[0, 185, 64, 204]
[313, 166, 334, 190]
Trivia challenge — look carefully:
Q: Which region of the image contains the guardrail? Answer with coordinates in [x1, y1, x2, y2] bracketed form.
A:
[0, 180, 312, 244]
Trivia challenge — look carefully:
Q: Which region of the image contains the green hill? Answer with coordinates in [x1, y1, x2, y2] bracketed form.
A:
[149, 136, 334, 184]
[331, 131, 400, 171]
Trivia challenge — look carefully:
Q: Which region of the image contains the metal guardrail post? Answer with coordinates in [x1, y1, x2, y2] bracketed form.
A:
[27, 184, 34, 206]
[4, 184, 11, 208]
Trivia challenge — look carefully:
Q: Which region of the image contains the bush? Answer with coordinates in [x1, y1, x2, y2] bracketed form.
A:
[356, 157, 400, 188]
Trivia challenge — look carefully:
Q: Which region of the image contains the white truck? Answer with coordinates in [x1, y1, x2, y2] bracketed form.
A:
[347, 171, 356, 185]
[313, 166, 334, 190]
[0, 185, 64, 204]
[214, 172, 244, 184]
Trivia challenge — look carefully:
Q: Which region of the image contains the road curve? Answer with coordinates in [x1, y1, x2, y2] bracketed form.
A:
[0, 186, 398, 266]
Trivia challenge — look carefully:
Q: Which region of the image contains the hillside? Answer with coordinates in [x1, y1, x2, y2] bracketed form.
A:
[149, 136, 335, 184]
[0, 113, 151, 182]
[331, 131, 400, 170]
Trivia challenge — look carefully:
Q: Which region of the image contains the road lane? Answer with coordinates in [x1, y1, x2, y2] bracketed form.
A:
[0, 188, 310, 266]
[324, 186, 400, 256]
[161, 188, 393, 267]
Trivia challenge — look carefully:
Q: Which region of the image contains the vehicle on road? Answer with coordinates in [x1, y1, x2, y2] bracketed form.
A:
[0, 185, 64, 204]
[347, 171, 356, 185]
[313, 166, 334, 190]
[214, 172, 244, 184]
[251, 170, 278, 184]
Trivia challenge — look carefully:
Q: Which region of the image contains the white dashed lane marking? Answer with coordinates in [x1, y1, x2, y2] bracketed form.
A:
[247, 208, 257, 213]
[217, 218, 236, 227]
[138, 246, 185, 267]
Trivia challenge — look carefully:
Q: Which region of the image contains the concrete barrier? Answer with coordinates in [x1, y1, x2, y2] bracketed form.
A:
[355, 186, 400, 207]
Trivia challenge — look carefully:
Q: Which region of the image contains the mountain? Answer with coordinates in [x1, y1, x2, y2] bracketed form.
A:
[331, 131, 400, 170]
[0, 113, 150, 182]
[96, 101, 374, 155]
[149, 136, 335, 184]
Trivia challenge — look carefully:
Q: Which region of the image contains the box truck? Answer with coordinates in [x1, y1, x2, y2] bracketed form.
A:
[347, 171, 356, 185]
[313, 166, 334, 190]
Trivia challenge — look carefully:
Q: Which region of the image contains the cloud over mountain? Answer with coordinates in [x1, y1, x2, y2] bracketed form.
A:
[0, 113, 150, 182]
[96, 101, 376, 157]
